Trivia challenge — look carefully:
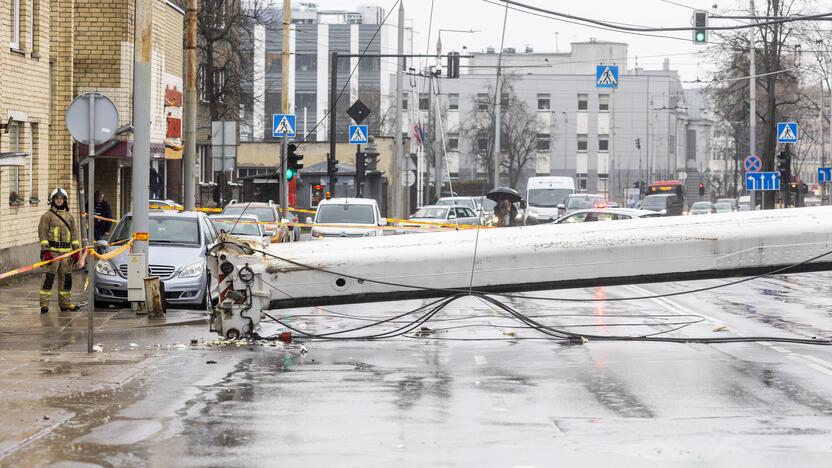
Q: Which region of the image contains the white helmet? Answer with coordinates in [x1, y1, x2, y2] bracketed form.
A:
[49, 187, 69, 209]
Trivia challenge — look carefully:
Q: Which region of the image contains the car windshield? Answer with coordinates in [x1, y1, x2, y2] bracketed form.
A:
[691, 202, 712, 209]
[642, 197, 669, 209]
[436, 199, 474, 210]
[211, 219, 263, 236]
[567, 196, 604, 209]
[316, 204, 376, 224]
[412, 207, 449, 219]
[222, 206, 276, 222]
[481, 198, 496, 212]
[714, 203, 732, 211]
[112, 216, 200, 245]
[529, 188, 573, 208]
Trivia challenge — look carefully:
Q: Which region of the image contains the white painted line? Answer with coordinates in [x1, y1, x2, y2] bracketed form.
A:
[769, 345, 790, 354]
[474, 355, 487, 366]
[796, 354, 832, 371]
[490, 395, 508, 412]
[802, 361, 832, 377]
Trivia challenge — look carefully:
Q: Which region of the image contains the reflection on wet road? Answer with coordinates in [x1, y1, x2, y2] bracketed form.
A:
[3, 273, 832, 467]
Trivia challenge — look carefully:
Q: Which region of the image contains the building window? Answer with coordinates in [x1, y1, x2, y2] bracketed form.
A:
[448, 132, 459, 150]
[599, 94, 609, 111]
[577, 93, 588, 111]
[419, 93, 429, 110]
[537, 93, 550, 110]
[296, 53, 316, 72]
[213, 69, 225, 103]
[448, 93, 459, 110]
[198, 65, 207, 102]
[577, 133, 587, 152]
[598, 174, 609, 194]
[28, 123, 38, 200]
[402, 96, 408, 110]
[8, 121, 21, 202]
[577, 173, 587, 191]
[599, 134, 609, 152]
[477, 93, 489, 111]
[536, 133, 550, 151]
[197, 145, 213, 183]
[10, 0, 20, 50]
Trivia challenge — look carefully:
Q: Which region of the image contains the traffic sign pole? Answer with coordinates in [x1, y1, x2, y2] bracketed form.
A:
[86, 93, 96, 354]
[280, 134, 288, 223]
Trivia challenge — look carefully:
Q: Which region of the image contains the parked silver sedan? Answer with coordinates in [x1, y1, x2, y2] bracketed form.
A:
[554, 208, 662, 224]
[400, 205, 481, 231]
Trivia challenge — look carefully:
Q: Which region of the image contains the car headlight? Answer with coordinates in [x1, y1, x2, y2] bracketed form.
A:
[179, 262, 204, 278]
[95, 261, 116, 276]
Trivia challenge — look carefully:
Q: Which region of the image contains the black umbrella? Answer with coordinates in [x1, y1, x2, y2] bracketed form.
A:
[486, 186, 521, 203]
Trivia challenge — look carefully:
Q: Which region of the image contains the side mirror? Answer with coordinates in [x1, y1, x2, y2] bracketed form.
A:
[379, 218, 388, 226]
[519, 199, 527, 209]
[305, 216, 314, 224]
[557, 203, 565, 210]
[448, 214, 456, 219]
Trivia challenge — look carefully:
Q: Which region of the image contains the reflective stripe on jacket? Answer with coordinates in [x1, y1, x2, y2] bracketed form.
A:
[38, 208, 80, 252]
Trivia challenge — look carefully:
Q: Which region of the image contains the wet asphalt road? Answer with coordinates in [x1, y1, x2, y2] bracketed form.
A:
[2, 272, 832, 467]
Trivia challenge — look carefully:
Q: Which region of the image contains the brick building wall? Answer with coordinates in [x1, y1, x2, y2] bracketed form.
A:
[0, 0, 53, 271]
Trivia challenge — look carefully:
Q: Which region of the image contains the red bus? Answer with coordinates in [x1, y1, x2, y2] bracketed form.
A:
[646, 180, 686, 203]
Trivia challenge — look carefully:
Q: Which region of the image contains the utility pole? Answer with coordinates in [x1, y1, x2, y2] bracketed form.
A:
[749, 0, 758, 210]
[183, 0, 197, 211]
[392, 1, 404, 217]
[280, 0, 291, 216]
[328, 51, 338, 192]
[820, 78, 825, 205]
[131, 0, 152, 288]
[493, 3, 509, 189]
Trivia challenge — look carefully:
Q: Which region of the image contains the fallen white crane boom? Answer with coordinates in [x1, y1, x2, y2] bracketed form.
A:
[208, 207, 832, 338]
[263, 207, 832, 306]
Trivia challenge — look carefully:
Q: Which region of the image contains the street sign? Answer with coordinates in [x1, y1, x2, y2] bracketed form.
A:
[776, 122, 798, 143]
[746, 171, 780, 191]
[272, 114, 296, 138]
[400, 170, 416, 187]
[743, 154, 762, 173]
[347, 99, 371, 124]
[211, 121, 237, 171]
[818, 167, 832, 183]
[66, 92, 119, 145]
[349, 125, 368, 145]
[596, 65, 619, 89]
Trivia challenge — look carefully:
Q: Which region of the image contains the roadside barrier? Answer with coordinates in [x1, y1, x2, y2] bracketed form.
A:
[0, 238, 134, 282]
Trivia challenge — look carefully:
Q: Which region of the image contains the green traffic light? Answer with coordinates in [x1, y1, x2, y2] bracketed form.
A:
[286, 168, 295, 180]
[695, 31, 706, 43]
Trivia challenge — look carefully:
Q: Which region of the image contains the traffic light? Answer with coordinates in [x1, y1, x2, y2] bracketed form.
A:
[327, 157, 339, 177]
[634, 138, 641, 150]
[286, 143, 303, 181]
[698, 182, 705, 196]
[447, 52, 460, 79]
[355, 151, 366, 183]
[776, 151, 791, 184]
[692, 11, 708, 44]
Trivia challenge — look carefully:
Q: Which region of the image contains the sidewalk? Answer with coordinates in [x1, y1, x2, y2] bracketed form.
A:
[0, 271, 210, 458]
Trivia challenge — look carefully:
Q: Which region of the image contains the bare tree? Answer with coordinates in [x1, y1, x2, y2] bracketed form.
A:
[198, 0, 275, 121]
[464, 76, 541, 187]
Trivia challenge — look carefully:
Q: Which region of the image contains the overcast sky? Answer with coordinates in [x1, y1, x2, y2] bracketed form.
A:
[309, 0, 769, 86]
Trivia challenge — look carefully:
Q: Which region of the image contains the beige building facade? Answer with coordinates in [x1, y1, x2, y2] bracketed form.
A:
[0, 0, 184, 272]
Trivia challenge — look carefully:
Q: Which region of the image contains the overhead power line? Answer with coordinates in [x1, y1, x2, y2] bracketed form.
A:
[497, 0, 832, 32]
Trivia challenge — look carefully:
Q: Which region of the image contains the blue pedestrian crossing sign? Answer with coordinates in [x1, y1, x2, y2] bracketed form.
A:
[272, 114, 296, 138]
[746, 171, 780, 191]
[596, 65, 619, 88]
[818, 167, 832, 183]
[776, 122, 798, 143]
[349, 124, 368, 144]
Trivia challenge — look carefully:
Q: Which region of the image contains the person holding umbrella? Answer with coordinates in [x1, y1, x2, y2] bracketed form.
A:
[487, 187, 521, 227]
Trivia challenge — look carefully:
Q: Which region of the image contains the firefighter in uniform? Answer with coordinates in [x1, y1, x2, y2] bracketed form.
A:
[38, 188, 81, 314]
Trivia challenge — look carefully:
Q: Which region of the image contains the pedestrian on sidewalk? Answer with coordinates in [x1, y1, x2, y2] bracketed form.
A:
[38, 188, 81, 314]
[94, 190, 113, 241]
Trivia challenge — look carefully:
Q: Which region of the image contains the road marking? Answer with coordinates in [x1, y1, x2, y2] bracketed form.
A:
[796, 354, 832, 371]
[474, 355, 487, 366]
[490, 395, 508, 411]
[787, 355, 832, 376]
[769, 345, 790, 354]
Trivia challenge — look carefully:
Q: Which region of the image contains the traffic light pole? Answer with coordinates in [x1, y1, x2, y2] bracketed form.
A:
[784, 143, 792, 208]
[280, 134, 288, 219]
[355, 144, 363, 198]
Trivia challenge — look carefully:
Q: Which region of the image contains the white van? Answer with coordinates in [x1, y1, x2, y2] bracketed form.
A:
[526, 176, 576, 223]
[307, 198, 387, 239]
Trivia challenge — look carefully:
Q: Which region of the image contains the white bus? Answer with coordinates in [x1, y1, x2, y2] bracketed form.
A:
[526, 176, 576, 223]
